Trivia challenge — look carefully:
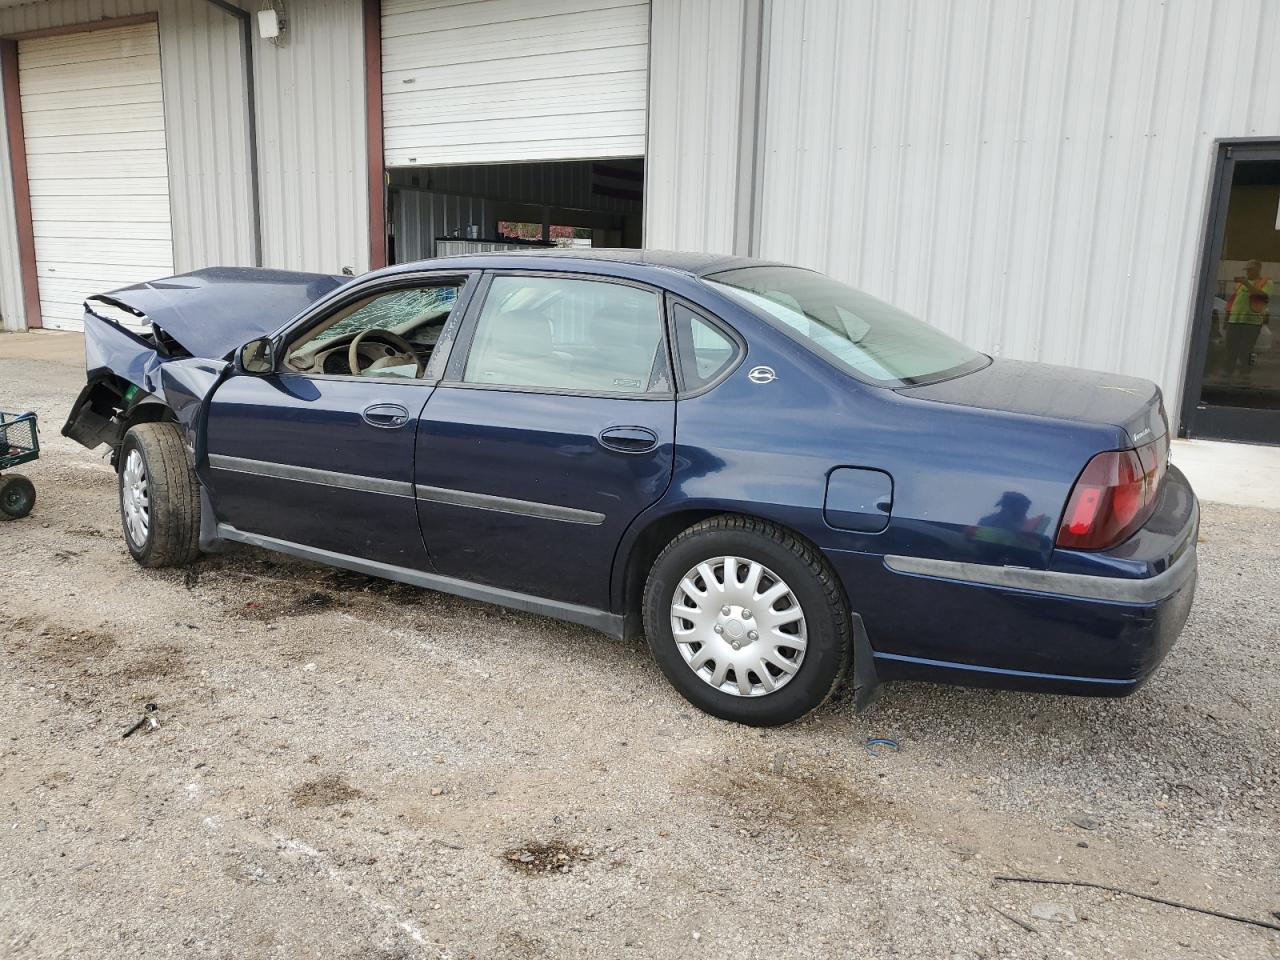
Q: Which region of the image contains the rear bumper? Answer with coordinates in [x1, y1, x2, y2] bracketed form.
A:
[831, 477, 1199, 696]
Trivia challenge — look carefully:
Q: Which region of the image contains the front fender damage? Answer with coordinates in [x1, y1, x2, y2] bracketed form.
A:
[61, 304, 228, 460]
[158, 358, 230, 459]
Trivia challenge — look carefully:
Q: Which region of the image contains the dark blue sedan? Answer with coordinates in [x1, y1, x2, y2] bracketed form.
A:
[64, 250, 1198, 726]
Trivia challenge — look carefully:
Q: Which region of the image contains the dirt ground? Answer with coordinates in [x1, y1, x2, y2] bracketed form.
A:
[1, 338, 1278, 960]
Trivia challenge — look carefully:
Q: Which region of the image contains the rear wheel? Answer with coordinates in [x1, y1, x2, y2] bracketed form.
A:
[119, 422, 200, 568]
[0, 473, 35, 520]
[642, 515, 852, 726]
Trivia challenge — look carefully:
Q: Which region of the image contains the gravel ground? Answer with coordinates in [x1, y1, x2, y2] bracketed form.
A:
[1, 345, 1278, 960]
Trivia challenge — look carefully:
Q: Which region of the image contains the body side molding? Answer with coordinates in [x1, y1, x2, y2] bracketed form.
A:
[209, 454, 414, 498]
[884, 534, 1197, 605]
[414, 484, 606, 525]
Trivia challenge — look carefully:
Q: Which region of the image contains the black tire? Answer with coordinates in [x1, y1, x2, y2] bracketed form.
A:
[642, 515, 852, 726]
[0, 473, 36, 520]
[118, 422, 201, 568]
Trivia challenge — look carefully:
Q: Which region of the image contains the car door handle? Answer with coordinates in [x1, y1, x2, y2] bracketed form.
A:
[598, 425, 659, 454]
[362, 402, 410, 429]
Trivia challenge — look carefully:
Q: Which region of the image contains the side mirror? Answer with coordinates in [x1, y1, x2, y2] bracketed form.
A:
[240, 337, 275, 374]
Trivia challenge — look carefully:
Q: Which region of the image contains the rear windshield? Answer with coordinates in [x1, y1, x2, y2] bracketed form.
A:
[704, 266, 988, 387]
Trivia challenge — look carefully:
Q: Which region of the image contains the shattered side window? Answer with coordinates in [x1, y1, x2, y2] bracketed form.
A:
[310, 287, 458, 345]
[284, 281, 466, 379]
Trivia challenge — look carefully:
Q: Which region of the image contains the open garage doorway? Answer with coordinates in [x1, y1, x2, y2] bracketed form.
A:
[387, 158, 644, 264]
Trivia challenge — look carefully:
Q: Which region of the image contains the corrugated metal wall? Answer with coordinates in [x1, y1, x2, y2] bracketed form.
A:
[0, 0, 256, 331]
[0, 0, 367, 331]
[253, 0, 368, 275]
[746, 0, 1280, 413]
[393, 188, 492, 263]
[644, 0, 754, 255]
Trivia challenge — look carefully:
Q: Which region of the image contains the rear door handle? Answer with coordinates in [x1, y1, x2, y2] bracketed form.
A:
[362, 402, 410, 429]
[598, 425, 659, 454]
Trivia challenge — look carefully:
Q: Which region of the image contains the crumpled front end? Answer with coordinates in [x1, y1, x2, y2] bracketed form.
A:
[61, 266, 349, 460]
[61, 303, 228, 460]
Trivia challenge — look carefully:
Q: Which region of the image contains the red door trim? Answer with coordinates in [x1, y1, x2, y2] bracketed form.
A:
[1, 38, 39, 329]
[363, 0, 387, 270]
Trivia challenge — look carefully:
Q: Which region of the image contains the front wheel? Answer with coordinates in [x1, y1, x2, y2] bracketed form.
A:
[642, 516, 852, 726]
[0, 473, 36, 519]
[119, 422, 201, 568]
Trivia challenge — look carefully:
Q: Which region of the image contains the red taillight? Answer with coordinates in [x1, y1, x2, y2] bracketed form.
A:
[1056, 437, 1166, 550]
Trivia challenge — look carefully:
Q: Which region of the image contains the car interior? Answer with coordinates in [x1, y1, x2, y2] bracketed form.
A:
[284, 285, 461, 378]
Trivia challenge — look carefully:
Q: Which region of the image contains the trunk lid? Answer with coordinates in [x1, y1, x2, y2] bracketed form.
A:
[900, 358, 1166, 447]
[89, 267, 349, 360]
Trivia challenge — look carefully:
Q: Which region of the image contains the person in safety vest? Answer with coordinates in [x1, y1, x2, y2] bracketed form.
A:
[1222, 259, 1272, 383]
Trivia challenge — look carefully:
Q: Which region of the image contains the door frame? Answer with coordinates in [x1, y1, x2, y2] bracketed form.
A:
[1179, 137, 1280, 445]
[268, 268, 480, 384]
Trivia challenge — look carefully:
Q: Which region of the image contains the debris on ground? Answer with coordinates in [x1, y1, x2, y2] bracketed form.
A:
[289, 774, 365, 809]
[503, 840, 594, 876]
[121, 703, 159, 739]
[296, 591, 335, 610]
[989, 904, 1039, 935]
[866, 737, 899, 755]
[995, 876, 1280, 933]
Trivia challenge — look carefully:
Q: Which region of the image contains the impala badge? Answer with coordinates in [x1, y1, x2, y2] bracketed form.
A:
[748, 365, 777, 385]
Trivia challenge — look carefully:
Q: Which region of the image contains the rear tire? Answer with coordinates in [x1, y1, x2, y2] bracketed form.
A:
[642, 515, 852, 726]
[0, 473, 35, 520]
[119, 422, 200, 568]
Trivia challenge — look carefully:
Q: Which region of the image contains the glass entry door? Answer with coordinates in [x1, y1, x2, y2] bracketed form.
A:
[1182, 143, 1280, 444]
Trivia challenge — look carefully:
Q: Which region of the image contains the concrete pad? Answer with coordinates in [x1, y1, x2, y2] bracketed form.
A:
[1172, 438, 1280, 510]
[0, 330, 85, 366]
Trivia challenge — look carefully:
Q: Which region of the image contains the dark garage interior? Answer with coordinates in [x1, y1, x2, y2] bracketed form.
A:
[386, 158, 644, 264]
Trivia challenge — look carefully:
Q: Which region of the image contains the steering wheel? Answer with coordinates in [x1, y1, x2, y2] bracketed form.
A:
[348, 328, 424, 378]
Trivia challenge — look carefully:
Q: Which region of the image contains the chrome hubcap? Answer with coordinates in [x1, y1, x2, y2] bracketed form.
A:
[670, 556, 807, 697]
[121, 448, 150, 547]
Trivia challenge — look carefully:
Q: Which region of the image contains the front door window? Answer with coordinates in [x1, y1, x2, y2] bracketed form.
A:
[284, 283, 465, 379]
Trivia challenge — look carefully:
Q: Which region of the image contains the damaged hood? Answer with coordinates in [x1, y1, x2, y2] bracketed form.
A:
[90, 267, 350, 360]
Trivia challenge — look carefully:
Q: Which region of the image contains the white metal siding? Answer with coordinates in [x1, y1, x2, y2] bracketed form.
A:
[0, 0, 256, 331]
[749, 0, 1280, 414]
[0, 0, 366, 331]
[644, 0, 752, 254]
[20, 23, 173, 330]
[252, 0, 369, 274]
[382, 0, 650, 166]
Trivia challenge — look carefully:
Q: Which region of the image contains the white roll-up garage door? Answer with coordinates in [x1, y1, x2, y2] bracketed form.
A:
[382, 0, 649, 167]
[19, 22, 174, 331]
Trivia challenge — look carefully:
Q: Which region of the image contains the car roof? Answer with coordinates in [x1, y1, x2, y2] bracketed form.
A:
[377, 248, 784, 279]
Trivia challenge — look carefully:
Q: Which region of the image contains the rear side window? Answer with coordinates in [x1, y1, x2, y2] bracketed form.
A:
[463, 276, 669, 394]
[704, 265, 988, 387]
[671, 303, 738, 391]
